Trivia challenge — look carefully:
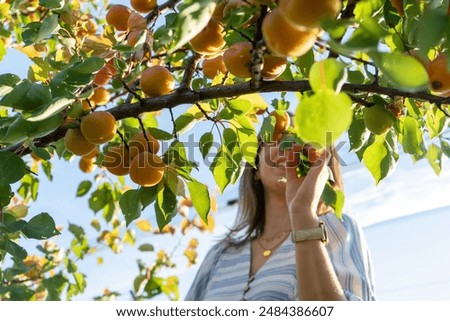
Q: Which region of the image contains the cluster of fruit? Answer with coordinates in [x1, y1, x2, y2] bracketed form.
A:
[64, 110, 164, 187]
[195, 0, 341, 80]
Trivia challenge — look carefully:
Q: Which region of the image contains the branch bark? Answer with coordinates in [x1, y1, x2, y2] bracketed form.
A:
[3, 79, 450, 155]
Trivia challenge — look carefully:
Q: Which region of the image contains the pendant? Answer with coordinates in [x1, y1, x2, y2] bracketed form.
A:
[263, 249, 272, 257]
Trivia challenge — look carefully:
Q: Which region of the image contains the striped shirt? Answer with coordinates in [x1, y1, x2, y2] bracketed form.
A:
[185, 213, 376, 301]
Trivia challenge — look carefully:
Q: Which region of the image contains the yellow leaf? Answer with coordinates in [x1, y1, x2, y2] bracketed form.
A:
[97, 257, 104, 265]
[15, 45, 43, 59]
[136, 219, 152, 232]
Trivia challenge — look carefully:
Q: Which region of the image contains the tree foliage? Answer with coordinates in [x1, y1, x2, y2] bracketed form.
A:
[0, 0, 449, 300]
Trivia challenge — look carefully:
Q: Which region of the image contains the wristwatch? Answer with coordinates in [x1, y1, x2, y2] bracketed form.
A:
[291, 221, 328, 245]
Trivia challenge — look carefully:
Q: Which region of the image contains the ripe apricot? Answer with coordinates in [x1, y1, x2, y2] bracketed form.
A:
[129, 131, 160, 159]
[80, 111, 117, 144]
[363, 105, 394, 135]
[390, 0, 404, 16]
[223, 42, 253, 78]
[103, 144, 131, 176]
[278, 0, 342, 29]
[140, 65, 175, 97]
[127, 11, 147, 31]
[89, 87, 110, 106]
[262, 54, 287, 79]
[131, 0, 157, 13]
[83, 147, 99, 159]
[202, 55, 228, 79]
[212, 0, 227, 23]
[269, 110, 290, 142]
[129, 151, 165, 186]
[106, 5, 132, 31]
[93, 59, 117, 86]
[189, 20, 225, 55]
[79, 157, 96, 173]
[262, 8, 318, 57]
[426, 54, 450, 96]
[64, 128, 97, 156]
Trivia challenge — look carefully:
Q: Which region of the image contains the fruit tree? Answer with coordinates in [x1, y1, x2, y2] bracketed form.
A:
[1, 0, 450, 301]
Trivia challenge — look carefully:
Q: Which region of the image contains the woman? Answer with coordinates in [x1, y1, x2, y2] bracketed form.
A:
[185, 140, 376, 301]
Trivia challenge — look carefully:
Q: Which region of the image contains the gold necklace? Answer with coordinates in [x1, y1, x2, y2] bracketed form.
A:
[257, 233, 289, 257]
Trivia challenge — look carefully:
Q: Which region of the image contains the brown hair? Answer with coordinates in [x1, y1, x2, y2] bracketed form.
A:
[226, 144, 344, 246]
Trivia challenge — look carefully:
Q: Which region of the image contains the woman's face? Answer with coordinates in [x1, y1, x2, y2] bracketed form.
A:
[255, 142, 304, 194]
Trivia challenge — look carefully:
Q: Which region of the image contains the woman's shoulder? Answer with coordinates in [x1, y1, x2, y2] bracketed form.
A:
[322, 212, 366, 248]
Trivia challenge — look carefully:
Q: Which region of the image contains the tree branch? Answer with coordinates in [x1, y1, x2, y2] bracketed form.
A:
[3, 80, 450, 155]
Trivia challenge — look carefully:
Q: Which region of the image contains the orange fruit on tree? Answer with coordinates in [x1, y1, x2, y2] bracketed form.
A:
[83, 147, 99, 159]
[189, 20, 225, 55]
[202, 55, 228, 79]
[93, 59, 117, 86]
[131, 0, 157, 14]
[80, 111, 117, 144]
[129, 131, 160, 159]
[212, 0, 227, 23]
[106, 4, 132, 31]
[79, 157, 96, 173]
[278, 0, 342, 29]
[64, 128, 97, 156]
[140, 65, 175, 97]
[262, 7, 318, 57]
[426, 54, 450, 96]
[103, 144, 131, 176]
[262, 54, 287, 79]
[129, 151, 165, 186]
[223, 42, 253, 78]
[269, 110, 290, 142]
[89, 87, 110, 106]
[127, 11, 147, 31]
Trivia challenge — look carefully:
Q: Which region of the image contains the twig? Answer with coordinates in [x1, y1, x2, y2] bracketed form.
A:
[178, 53, 202, 92]
[168, 107, 178, 140]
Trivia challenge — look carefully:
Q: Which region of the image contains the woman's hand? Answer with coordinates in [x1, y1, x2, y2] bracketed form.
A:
[284, 145, 331, 228]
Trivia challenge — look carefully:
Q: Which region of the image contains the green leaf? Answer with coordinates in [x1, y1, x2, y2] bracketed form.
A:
[36, 15, 60, 43]
[174, 113, 196, 134]
[88, 184, 113, 213]
[369, 51, 429, 92]
[401, 116, 423, 155]
[68, 223, 86, 241]
[199, 132, 214, 159]
[0, 151, 26, 185]
[147, 127, 173, 140]
[138, 244, 155, 252]
[426, 143, 442, 175]
[348, 116, 370, 152]
[4, 239, 27, 260]
[76, 180, 92, 197]
[26, 97, 75, 121]
[1, 114, 62, 145]
[418, 8, 447, 54]
[39, 0, 64, 9]
[155, 185, 177, 230]
[42, 274, 67, 300]
[70, 57, 105, 74]
[309, 59, 347, 93]
[441, 140, 450, 158]
[0, 73, 20, 97]
[211, 149, 234, 193]
[362, 135, 399, 184]
[0, 184, 14, 207]
[73, 272, 86, 292]
[139, 186, 158, 210]
[169, 0, 217, 53]
[235, 118, 258, 167]
[0, 80, 52, 111]
[295, 90, 353, 148]
[187, 181, 210, 223]
[22, 213, 61, 239]
[227, 99, 252, 115]
[119, 189, 142, 227]
[426, 107, 449, 139]
[321, 182, 345, 220]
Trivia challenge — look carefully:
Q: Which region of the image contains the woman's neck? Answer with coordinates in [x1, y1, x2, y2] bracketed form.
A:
[262, 191, 291, 237]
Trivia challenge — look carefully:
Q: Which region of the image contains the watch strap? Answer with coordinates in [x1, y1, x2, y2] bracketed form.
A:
[291, 221, 328, 244]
